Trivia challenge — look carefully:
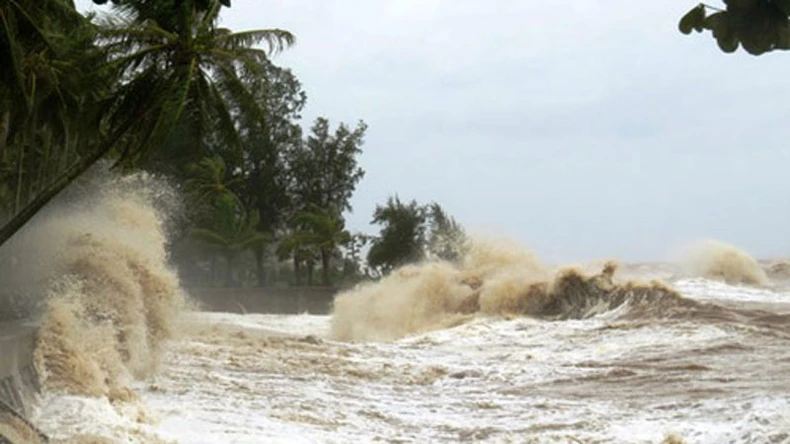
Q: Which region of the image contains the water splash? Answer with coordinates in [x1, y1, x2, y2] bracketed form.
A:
[0, 171, 186, 397]
[680, 240, 768, 286]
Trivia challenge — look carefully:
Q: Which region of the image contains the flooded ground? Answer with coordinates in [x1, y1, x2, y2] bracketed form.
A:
[31, 275, 790, 443]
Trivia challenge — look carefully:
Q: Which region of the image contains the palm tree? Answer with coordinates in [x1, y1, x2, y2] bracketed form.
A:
[276, 237, 317, 286]
[280, 206, 351, 286]
[367, 196, 428, 274]
[99, 0, 294, 166]
[0, 0, 106, 219]
[184, 154, 241, 207]
[192, 195, 268, 286]
[0, 0, 294, 247]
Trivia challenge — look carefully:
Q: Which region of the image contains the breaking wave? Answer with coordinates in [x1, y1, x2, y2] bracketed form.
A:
[765, 260, 790, 282]
[331, 241, 760, 342]
[681, 240, 768, 286]
[331, 240, 547, 341]
[0, 171, 186, 398]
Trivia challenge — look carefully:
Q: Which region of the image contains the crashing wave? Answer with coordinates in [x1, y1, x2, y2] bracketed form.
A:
[331, 241, 747, 342]
[680, 240, 767, 286]
[0, 171, 186, 398]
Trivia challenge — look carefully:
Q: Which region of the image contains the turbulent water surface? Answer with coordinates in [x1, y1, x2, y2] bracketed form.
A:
[31, 276, 790, 443]
[4, 175, 790, 443]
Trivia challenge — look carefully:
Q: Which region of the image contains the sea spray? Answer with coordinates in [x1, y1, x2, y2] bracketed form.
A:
[330, 241, 712, 342]
[681, 239, 768, 285]
[0, 171, 187, 397]
[331, 240, 550, 342]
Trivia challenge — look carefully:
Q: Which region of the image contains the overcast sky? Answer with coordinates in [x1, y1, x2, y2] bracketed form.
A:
[77, 1, 790, 262]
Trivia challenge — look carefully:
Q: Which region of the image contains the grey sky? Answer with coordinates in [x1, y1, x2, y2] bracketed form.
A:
[76, 0, 790, 262]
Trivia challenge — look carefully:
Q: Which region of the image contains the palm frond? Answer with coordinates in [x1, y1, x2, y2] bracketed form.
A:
[118, 58, 196, 165]
[215, 28, 295, 54]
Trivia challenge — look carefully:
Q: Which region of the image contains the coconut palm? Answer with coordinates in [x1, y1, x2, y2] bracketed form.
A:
[0, 0, 106, 217]
[99, 0, 294, 166]
[192, 194, 269, 286]
[280, 206, 351, 286]
[0, 0, 294, 247]
[184, 154, 241, 207]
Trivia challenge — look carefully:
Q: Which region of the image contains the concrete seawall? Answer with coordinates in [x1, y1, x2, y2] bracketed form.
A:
[0, 321, 39, 418]
[187, 286, 338, 315]
[0, 320, 46, 443]
[0, 287, 335, 441]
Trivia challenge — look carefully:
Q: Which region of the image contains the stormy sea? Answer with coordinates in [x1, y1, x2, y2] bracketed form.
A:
[2, 175, 790, 443]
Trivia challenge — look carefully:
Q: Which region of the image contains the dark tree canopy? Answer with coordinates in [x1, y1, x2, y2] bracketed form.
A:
[679, 1, 790, 55]
[93, 0, 231, 7]
[367, 196, 428, 274]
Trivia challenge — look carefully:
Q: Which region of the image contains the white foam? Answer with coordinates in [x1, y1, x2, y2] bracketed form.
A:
[30, 310, 784, 443]
[675, 277, 790, 304]
[32, 394, 164, 443]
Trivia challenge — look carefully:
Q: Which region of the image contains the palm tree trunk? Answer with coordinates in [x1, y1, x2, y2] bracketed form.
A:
[13, 145, 24, 214]
[0, 110, 9, 158]
[225, 253, 235, 287]
[321, 248, 331, 286]
[33, 130, 53, 198]
[0, 116, 135, 248]
[306, 259, 314, 286]
[293, 254, 301, 286]
[210, 253, 218, 287]
[254, 245, 266, 287]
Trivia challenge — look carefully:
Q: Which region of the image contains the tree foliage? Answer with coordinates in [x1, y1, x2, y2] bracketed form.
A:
[0, 0, 294, 248]
[367, 197, 467, 275]
[0, 0, 106, 218]
[279, 206, 351, 285]
[367, 196, 428, 274]
[0, 1, 372, 289]
[426, 203, 468, 262]
[191, 195, 268, 286]
[287, 117, 367, 215]
[679, 1, 790, 54]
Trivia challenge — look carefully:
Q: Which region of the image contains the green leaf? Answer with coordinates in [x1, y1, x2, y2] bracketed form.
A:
[704, 12, 739, 53]
[716, 32, 740, 52]
[723, 0, 759, 10]
[775, 0, 790, 15]
[703, 12, 727, 32]
[775, 25, 790, 49]
[739, 28, 772, 55]
[679, 4, 706, 35]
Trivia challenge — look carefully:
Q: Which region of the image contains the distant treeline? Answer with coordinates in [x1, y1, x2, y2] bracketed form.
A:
[0, 0, 466, 288]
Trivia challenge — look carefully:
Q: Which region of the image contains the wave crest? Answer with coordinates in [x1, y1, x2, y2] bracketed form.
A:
[330, 242, 708, 342]
[681, 240, 767, 285]
[4, 172, 187, 397]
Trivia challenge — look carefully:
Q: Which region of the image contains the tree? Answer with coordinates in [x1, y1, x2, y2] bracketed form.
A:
[277, 117, 366, 284]
[366, 198, 467, 275]
[426, 203, 468, 262]
[0, 0, 107, 221]
[235, 60, 306, 286]
[276, 233, 316, 286]
[679, 1, 790, 55]
[184, 155, 241, 207]
[283, 206, 351, 285]
[286, 117, 367, 215]
[341, 232, 370, 281]
[0, 0, 295, 247]
[367, 196, 428, 274]
[191, 195, 268, 286]
[98, 0, 294, 166]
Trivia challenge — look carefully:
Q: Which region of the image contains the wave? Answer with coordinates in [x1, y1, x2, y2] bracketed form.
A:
[765, 260, 790, 281]
[330, 240, 547, 342]
[0, 171, 186, 398]
[330, 241, 784, 342]
[680, 240, 768, 286]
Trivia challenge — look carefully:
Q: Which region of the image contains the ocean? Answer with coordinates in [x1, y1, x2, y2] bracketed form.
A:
[4, 175, 790, 443]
